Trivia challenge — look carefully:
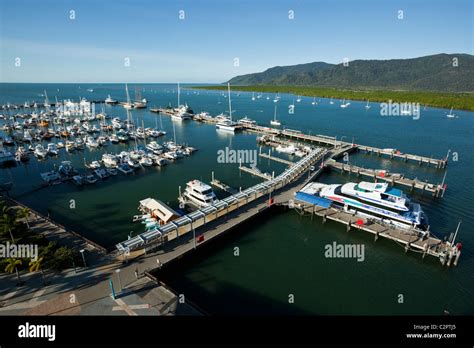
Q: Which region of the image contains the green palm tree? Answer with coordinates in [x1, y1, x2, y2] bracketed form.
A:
[0, 212, 17, 243]
[29, 257, 47, 285]
[1, 204, 12, 216]
[5, 258, 22, 285]
[17, 207, 31, 230]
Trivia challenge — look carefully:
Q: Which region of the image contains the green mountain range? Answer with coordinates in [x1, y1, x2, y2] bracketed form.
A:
[227, 54, 474, 92]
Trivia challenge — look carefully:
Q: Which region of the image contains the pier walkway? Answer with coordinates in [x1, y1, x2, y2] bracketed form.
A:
[242, 124, 448, 168]
[116, 147, 327, 254]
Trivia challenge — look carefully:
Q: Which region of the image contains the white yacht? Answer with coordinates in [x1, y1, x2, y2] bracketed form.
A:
[134, 100, 147, 109]
[85, 160, 101, 169]
[171, 105, 193, 121]
[216, 83, 240, 132]
[297, 181, 428, 231]
[85, 136, 99, 148]
[270, 104, 281, 126]
[105, 95, 117, 104]
[46, 143, 58, 156]
[238, 116, 257, 127]
[179, 180, 218, 208]
[275, 144, 296, 155]
[146, 141, 163, 154]
[102, 154, 119, 168]
[34, 144, 48, 158]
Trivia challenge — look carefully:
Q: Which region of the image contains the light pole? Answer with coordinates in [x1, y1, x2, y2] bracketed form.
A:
[340, 136, 347, 148]
[115, 269, 122, 292]
[79, 249, 86, 267]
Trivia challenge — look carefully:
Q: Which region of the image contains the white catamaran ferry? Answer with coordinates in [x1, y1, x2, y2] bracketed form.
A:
[297, 181, 428, 230]
[179, 180, 219, 208]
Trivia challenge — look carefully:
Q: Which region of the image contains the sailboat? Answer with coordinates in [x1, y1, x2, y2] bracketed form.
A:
[216, 83, 239, 132]
[296, 96, 301, 102]
[340, 99, 350, 108]
[133, 87, 147, 108]
[446, 107, 456, 118]
[273, 93, 280, 103]
[43, 90, 50, 109]
[270, 104, 281, 126]
[171, 82, 192, 121]
[365, 100, 371, 109]
[252, 92, 256, 101]
[311, 97, 317, 105]
[329, 97, 334, 105]
[123, 84, 133, 109]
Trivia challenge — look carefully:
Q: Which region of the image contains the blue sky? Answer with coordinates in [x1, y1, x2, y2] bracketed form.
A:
[1, 0, 472, 83]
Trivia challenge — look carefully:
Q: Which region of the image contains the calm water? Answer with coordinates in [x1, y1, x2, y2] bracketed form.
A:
[1, 83, 473, 315]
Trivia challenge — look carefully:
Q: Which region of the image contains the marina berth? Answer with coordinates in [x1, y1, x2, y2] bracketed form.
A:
[297, 181, 429, 231]
[179, 180, 219, 208]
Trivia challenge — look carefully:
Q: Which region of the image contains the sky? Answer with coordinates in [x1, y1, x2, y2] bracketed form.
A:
[0, 0, 472, 83]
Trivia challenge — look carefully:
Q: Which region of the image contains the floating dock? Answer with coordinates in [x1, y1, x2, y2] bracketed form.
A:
[290, 197, 461, 266]
[210, 174, 239, 195]
[259, 152, 295, 166]
[239, 165, 273, 180]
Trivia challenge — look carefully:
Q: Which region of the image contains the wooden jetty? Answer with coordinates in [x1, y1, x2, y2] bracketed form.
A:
[290, 200, 461, 266]
[239, 165, 273, 180]
[325, 159, 446, 197]
[259, 152, 295, 166]
[210, 174, 239, 195]
[242, 124, 448, 168]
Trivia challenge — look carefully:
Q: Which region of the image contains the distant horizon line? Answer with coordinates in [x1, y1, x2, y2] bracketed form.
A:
[0, 82, 221, 85]
[2, 53, 472, 85]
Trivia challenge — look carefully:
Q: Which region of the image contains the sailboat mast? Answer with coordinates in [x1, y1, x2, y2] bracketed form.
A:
[173, 120, 177, 144]
[177, 82, 180, 107]
[227, 83, 232, 121]
[125, 83, 131, 105]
